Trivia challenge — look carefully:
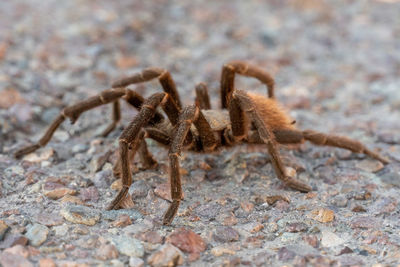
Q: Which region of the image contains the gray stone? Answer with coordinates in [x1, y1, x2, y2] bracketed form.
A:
[0, 251, 33, 267]
[53, 225, 69, 236]
[380, 172, 400, 187]
[320, 231, 345, 247]
[111, 235, 144, 257]
[286, 222, 308, 233]
[278, 247, 296, 261]
[60, 204, 101, 226]
[25, 223, 49, 247]
[129, 257, 145, 267]
[130, 180, 150, 198]
[92, 169, 114, 188]
[330, 195, 348, 207]
[213, 226, 239, 243]
[109, 259, 125, 267]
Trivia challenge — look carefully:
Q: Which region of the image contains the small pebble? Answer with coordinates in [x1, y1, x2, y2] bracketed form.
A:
[147, 244, 183, 267]
[90, 150, 112, 173]
[96, 244, 119, 260]
[34, 212, 64, 227]
[154, 183, 172, 201]
[309, 208, 335, 223]
[109, 259, 124, 267]
[79, 186, 99, 202]
[211, 246, 236, 257]
[4, 244, 29, 258]
[0, 220, 9, 241]
[130, 180, 150, 198]
[60, 205, 101, 226]
[112, 235, 144, 257]
[286, 222, 308, 233]
[321, 231, 345, 247]
[350, 217, 376, 229]
[110, 214, 132, 228]
[213, 226, 239, 243]
[25, 224, 49, 247]
[167, 228, 206, 254]
[139, 231, 163, 244]
[42, 180, 76, 200]
[330, 195, 348, 207]
[0, 251, 33, 267]
[39, 258, 56, 267]
[0, 235, 28, 249]
[129, 257, 144, 267]
[356, 159, 384, 173]
[22, 148, 54, 163]
[278, 247, 296, 261]
[59, 195, 84, 205]
[53, 225, 69, 236]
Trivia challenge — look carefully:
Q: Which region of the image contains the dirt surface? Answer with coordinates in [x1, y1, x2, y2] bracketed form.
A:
[1, 0, 400, 266]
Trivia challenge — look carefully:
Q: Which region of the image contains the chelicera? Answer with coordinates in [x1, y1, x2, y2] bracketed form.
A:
[15, 61, 389, 225]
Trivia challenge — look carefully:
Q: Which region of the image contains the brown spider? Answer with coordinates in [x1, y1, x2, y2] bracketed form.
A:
[14, 61, 389, 225]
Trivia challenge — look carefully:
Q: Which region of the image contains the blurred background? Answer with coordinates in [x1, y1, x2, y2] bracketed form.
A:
[1, 0, 399, 148]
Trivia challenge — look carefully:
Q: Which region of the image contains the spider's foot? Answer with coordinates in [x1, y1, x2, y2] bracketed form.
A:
[107, 187, 129, 210]
[14, 144, 41, 159]
[284, 177, 312, 193]
[162, 200, 180, 225]
[365, 149, 390, 165]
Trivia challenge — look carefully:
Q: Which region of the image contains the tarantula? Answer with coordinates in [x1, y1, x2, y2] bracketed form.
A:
[15, 61, 389, 225]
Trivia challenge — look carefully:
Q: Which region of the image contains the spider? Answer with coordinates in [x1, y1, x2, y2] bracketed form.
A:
[14, 61, 389, 225]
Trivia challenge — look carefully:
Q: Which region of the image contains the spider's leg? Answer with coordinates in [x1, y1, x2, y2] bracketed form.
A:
[145, 127, 171, 146]
[108, 92, 166, 210]
[101, 100, 121, 137]
[221, 61, 275, 108]
[112, 68, 182, 109]
[302, 130, 389, 164]
[195, 82, 211, 110]
[108, 92, 181, 210]
[231, 90, 311, 192]
[137, 135, 157, 169]
[112, 130, 153, 178]
[124, 89, 164, 124]
[163, 105, 199, 225]
[193, 110, 217, 152]
[248, 129, 304, 145]
[14, 88, 126, 158]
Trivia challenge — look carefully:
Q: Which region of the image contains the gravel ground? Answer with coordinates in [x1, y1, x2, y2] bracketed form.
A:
[1, 0, 400, 266]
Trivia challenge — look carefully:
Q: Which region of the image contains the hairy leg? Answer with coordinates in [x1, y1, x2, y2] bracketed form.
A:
[108, 92, 181, 210]
[15, 88, 126, 158]
[302, 130, 389, 164]
[101, 100, 121, 137]
[138, 136, 157, 169]
[251, 128, 389, 164]
[107, 93, 166, 210]
[232, 90, 311, 192]
[124, 89, 164, 124]
[145, 127, 171, 146]
[163, 105, 199, 225]
[221, 61, 275, 108]
[112, 68, 182, 109]
[195, 82, 211, 110]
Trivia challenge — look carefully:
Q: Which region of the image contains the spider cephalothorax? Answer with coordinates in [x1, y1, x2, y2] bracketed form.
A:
[15, 61, 388, 225]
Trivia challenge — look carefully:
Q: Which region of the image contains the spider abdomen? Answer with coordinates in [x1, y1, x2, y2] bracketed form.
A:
[247, 93, 295, 131]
